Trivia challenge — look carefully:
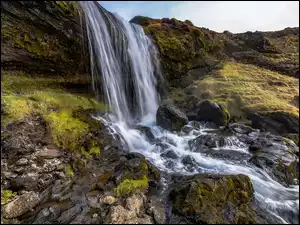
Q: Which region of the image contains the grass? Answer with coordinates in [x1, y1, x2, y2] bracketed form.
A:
[192, 61, 299, 119]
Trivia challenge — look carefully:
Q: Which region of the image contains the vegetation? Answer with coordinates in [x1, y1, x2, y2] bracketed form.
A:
[1, 190, 16, 205]
[64, 164, 75, 178]
[191, 61, 299, 120]
[45, 110, 89, 151]
[114, 175, 149, 197]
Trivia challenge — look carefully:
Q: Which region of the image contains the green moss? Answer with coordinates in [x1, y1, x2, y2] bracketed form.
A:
[193, 62, 299, 120]
[64, 164, 75, 177]
[80, 142, 100, 159]
[1, 71, 91, 95]
[55, 1, 75, 17]
[114, 175, 149, 197]
[45, 109, 88, 151]
[1, 190, 17, 205]
[1, 95, 32, 126]
[89, 146, 100, 157]
[241, 191, 249, 199]
[30, 92, 106, 113]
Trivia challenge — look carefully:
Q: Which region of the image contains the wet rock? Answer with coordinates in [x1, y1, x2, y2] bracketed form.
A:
[228, 123, 257, 134]
[156, 103, 188, 131]
[250, 111, 299, 136]
[169, 174, 261, 224]
[196, 100, 230, 126]
[2, 191, 40, 219]
[189, 134, 227, 150]
[10, 173, 39, 191]
[57, 205, 82, 224]
[161, 150, 178, 159]
[181, 155, 197, 166]
[102, 195, 117, 205]
[248, 134, 299, 185]
[136, 125, 155, 141]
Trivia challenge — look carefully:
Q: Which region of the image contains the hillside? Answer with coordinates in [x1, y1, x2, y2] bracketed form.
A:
[130, 16, 299, 138]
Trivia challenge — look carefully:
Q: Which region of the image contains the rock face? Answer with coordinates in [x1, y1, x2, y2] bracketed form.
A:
[250, 111, 299, 135]
[196, 100, 230, 126]
[248, 134, 299, 185]
[169, 174, 262, 224]
[156, 103, 188, 131]
[1, 1, 88, 75]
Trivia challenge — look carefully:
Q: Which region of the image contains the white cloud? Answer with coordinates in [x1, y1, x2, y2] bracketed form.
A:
[170, 1, 299, 33]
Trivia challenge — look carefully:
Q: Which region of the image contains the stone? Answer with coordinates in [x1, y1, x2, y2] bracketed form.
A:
[102, 196, 117, 205]
[156, 104, 188, 131]
[105, 205, 136, 224]
[35, 149, 63, 159]
[250, 111, 299, 136]
[161, 150, 178, 159]
[2, 191, 40, 219]
[196, 100, 230, 126]
[169, 174, 261, 224]
[125, 194, 144, 216]
[16, 158, 28, 166]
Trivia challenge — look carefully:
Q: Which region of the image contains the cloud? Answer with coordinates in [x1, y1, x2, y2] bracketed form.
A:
[170, 1, 299, 33]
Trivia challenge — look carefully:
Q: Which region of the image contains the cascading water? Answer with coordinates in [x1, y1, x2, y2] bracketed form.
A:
[80, 1, 161, 124]
[81, 2, 299, 224]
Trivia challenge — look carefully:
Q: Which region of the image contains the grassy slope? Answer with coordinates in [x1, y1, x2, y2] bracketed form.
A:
[1, 71, 106, 156]
[190, 61, 299, 120]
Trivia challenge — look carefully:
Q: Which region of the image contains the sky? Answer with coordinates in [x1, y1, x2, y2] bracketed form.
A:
[100, 1, 299, 33]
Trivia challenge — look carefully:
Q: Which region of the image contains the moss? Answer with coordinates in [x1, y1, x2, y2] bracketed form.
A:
[80, 142, 100, 159]
[1, 71, 92, 95]
[64, 164, 75, 177]
[1, 190, 17, 205]
[193, 61, 299, 120]
[45, 109, 89, 151]
[1, 95, 32, 126]
[114, 175, 149, 197]
[30, 92, 106, 113]
[55, 1, 75, 17]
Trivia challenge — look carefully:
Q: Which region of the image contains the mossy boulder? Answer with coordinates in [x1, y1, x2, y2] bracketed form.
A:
[156, 103, 188, 131]
[196, 100, 230, 126]
[112, 153, 161, 197]
[169, 174, 262, 224]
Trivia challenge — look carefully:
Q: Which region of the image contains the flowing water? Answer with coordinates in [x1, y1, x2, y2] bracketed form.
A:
[81, 2, 299, 224]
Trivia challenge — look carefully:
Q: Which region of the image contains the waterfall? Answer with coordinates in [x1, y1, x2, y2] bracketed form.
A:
[80, 1, 162, 125]
[80, 2, 298, 224]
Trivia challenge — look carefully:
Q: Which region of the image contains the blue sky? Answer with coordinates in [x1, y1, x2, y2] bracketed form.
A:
[100, 1, 299, 33]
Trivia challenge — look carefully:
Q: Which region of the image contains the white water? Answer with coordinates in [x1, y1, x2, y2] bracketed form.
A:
[81, 2, 299, 224]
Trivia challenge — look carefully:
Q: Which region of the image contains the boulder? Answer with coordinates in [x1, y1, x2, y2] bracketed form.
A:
[250, 111, 299, 135]
[248, 134, 299, 185]
[156, 104, 188, 131]
[2, 191, 41, 219]
[169, 174, 263, 224]
[196, 100, 230, 126]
